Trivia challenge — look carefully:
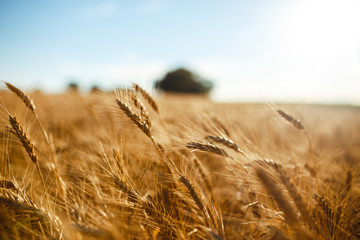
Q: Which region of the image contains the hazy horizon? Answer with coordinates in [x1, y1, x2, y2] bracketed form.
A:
[1, 0, 359, 104]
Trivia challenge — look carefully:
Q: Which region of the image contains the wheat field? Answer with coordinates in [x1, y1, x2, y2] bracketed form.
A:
[0, 83, 359, 239]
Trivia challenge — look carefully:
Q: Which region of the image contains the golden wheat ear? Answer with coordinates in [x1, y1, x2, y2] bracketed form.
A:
[205, 135, 242, 153]
[116, 99, 152, 138]
[186, 142, 228, 157]
[130, 93, 151, 127]
[5, 82, 36, 113]
[276, 109, 304, 130]
[179, 174, 216, 228]
[255, 166, 298, 226]
[8, 114, 45, 187]
[133, 83, 159, 113]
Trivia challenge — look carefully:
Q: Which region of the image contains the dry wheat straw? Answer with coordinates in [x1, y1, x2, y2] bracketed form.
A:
[344, 170, 352, 196]
[205, 135, 242, 153]
[211, 117, 231, 137]
[5, 82, 36, 113]
[193, 158, 224, 237]
[276, 109, 304, 130]
[268, 227, 290, 240]
[9, 114, 45, 187]
[193, 158, 215, 203]
[186, 142, 228, 157]
[112, 174, 177, 238]
[313, 194, 351, 238]
[133, 83, 159, 113]
[71, 223, 114, 240]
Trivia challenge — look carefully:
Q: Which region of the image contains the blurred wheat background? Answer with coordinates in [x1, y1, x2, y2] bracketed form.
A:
[0, 83, 359, 239]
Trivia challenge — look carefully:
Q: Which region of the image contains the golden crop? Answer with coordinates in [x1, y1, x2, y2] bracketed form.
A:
[0, 83, 359, 239]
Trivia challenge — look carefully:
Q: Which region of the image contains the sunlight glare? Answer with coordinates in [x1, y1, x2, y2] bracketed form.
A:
[283, 0, 360, 63]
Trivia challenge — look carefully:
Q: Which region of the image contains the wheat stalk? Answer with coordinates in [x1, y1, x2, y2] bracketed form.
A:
[193, 158, 225, 237]
[344, 170, 352, 197]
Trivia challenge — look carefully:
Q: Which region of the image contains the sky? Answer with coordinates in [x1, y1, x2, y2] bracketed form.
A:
[0, 0, 360, 104]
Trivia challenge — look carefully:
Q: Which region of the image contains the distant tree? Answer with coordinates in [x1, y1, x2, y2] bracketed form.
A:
[67, 82, 79, 92]
[155, 68, 213, 94]
[90, 85, 102, 93]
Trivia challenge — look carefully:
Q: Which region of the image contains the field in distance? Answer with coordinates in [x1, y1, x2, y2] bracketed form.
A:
[0, 86, 359, 240]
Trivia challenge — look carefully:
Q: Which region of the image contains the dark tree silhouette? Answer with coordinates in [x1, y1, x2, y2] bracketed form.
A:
[90, 85, 102, 93]
[155, 68, 213, 94]
[67, 81, 79, 92]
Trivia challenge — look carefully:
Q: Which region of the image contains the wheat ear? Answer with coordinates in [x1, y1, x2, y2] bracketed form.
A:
[186, 142, 228, 157]
[131, 93, 151, 128]
[9, 114, 45, 187]
[179, 175, 215, 229]
[0, 179, 19, 192]
[133, 83, 159, 113]
[0, 196, 60, 239]
[256, 166, 298, 226]
[116, 99, 152, 138]
[276, 109, 304, 130]
[5, 82, 62, 192]
[276, 108, 316, 171]
[112, 174, 177, 237]
[276, 168, 311, 226]
[5, 81, 56, 159]
[5, 82, 36, 113]
[205, 135, 242, 153]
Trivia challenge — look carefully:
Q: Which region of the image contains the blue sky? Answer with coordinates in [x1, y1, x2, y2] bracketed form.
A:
[1, 0, 359, 104]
